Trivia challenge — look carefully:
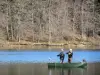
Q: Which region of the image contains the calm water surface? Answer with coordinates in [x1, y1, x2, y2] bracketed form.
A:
[0, 50, 100, 75]
[0, 63, 100, 75]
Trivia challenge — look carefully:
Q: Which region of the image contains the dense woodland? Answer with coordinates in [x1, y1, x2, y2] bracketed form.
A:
[0, 0, 100, 43]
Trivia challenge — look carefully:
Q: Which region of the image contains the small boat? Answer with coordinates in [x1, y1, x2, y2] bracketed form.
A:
[48, 62, 87, 68]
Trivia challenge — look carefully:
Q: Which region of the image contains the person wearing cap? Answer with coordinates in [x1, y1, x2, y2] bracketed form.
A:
[66, 49, 73, 63]
[57, 49, 65, 63]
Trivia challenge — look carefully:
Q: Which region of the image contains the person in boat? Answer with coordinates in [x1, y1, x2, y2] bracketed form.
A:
[66, 49, 73, 63]
[57, 49, 65, 63]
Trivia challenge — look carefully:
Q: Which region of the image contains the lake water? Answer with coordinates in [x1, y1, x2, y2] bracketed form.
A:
[0, 50, 100, 75]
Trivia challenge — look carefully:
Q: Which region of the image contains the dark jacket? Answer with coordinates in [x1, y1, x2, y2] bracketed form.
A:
[57, 52, 65, 60]
[66, 51, 73, 58]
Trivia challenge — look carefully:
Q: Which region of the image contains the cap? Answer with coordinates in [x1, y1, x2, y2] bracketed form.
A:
[61, 49, 64, 51]
[69, 49, 72, 52]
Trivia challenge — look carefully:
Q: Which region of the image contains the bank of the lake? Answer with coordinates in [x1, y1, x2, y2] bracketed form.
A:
[0, 38, 100, 50]
[0, 42, 99, 50]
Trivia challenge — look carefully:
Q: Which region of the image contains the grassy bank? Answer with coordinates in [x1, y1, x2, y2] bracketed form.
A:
[0, 39, 99, 50]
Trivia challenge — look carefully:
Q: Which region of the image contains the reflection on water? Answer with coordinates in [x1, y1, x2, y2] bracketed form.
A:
[48, 68, 85, 75]
[49, 68, 65, 75]
[0, 63, 100, 75]
[68, 69, 71, 75]
[0, 63, 48, 75]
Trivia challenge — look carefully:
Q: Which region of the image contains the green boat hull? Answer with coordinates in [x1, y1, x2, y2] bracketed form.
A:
[48, 62, 87, 68]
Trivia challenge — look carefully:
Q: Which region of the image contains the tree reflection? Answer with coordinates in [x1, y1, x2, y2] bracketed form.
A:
[68, 69, 71, 75]
[8, 64, 17, 75]
[48, 68, 71, 75]
[60, 68, 64, 75]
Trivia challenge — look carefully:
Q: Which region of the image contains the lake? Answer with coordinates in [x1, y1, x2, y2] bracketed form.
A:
[0, 50, 100, 75]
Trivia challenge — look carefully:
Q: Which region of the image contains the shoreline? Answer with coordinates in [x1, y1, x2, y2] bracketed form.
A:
[0, 41, 99, 50]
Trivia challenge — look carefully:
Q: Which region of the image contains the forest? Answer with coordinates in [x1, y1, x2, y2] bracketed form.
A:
[0, 0, 100, 49]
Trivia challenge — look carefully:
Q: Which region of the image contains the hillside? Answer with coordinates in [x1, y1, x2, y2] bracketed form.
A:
[0, 0, 100, 49]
